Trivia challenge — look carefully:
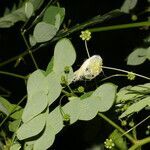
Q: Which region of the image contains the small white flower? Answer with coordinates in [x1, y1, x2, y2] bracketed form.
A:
[73, 55, 103, 82]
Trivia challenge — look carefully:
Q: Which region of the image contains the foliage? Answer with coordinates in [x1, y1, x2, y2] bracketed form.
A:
[127, 47, 150, 65]
[0, 0, 150, 150]
[116, 83, 150, 118]
[0, 0, 45, 28]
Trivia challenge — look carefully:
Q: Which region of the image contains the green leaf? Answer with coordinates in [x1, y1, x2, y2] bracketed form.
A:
[33, 22, 57, 43]
[46, 56, 54, 75]
[25, 2, 34, 18]
[121, 0, 138, 13]
[127, 48, 147, 65]
[4, 8, 10, 16]
[63, 97, 80, 123]
[63, 84, 116, 121]
[109, 130, 128, 150]
[78, 96, 101, 120]
[10, 107, 23, 120]
[55, 13, 61, 30]
[43, 6, 65, 30]
[0, 96, 9, 115]
[116, 83, 150, 103]
[53, 38, 76, 73]
[47, 107, 64, 134]
[29, 34, 37, 46]
[9, 119, 21, 132]
[22, 91, 48, 123]
[33, 117, 56, 150]
[45, 72, 62, 105]
[120, 97, 150, 118]
[27, 69, 47, 99]
[30, 0, 44, 10]
[92, 83, 117, 112]
[116, 86, 139, 103]
[146, 47, 150, 60]
[10, 143, 21, 150]
[17, 113, 46, 140]
[0, 96, 23, 119]
[80, 91, 93, 100]
[0, 6, 26, 28]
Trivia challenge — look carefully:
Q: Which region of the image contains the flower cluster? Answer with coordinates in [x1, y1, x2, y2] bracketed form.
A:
[127, 72, 136, 80]
[80, 30, 91, 41]
[104, 138, 115, 149]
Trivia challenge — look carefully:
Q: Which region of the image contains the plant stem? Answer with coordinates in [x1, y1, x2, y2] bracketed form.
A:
[89, 21, 150, 32]
[0, 86, 11, 95]
[55, 9, 123, 38]
[129, 137, 150, 150]
[0, 9, 123, 67]
[102, 66, 150, 80]
[122, 115, 150, 137]
[84, 41, 90, 58]
[0, 44, 44, 67]
[21, 30, 38, 69]
[97, 112, 136, 144]
[0, 71, 27, 80]
[0, 95, 27, 128]
[101, 74, 127, 81]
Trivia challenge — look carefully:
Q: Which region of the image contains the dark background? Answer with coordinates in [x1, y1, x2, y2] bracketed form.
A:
[0, 0, 150, 149]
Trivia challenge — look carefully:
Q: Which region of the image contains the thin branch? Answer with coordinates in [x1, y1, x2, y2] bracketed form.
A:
[84, 41, 90, 58]
[129, 137, 150, 150]
[21, 29, 38, 69]
[102, 66, 150, 80]
[0, 70, 27, 80]
[98, 112, 136, 144]
[122, 115, 150, 137]
[0, 9, 123, 67]
[89, 21, 150, 32]
[101, 74, 127, 81]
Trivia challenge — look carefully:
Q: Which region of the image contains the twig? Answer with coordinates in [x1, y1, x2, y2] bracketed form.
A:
[84, 41, 90, 58]
[0, 9, 123, 67]
[21, 30, 38, 69]
[98, 112, 136, 144]
[0, 70, 27, 80]
[102, 66, 150, 80]
[89, 21, 150, 32]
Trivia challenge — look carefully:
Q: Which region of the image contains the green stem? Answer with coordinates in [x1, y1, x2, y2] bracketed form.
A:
[122, 115, 150, 137]
[21, 30, 39, 69]
[0, 86, 11, 95]
[89, 21, 150, 32]
[0, 9, 122, 67]
[0, 44, 44, 67]
[97, 112, 136, 144]
[0, 95, 27, 128]
[55, 9, 122, 39]
[0, 71, 27, 80]
[102, 66, 150, 80]
[101, 74, 127, 81]
[129, 137, 150, 150]
[84, 41, 90, 58]
[59, 95, 66, 117]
